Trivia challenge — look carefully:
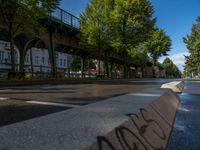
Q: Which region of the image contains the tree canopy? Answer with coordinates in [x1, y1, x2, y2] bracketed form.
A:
[80, 0, 157, 78]
[108, 0, 155, 55]
[144, 28, 171, 66]
[162, 57, 182, 78]
[183, 16, 200, 77]
[70, 56, 96, 72]
[80, 0, 113, 76]
[143, 28, 171, 77]
[80, 0, 111, 53]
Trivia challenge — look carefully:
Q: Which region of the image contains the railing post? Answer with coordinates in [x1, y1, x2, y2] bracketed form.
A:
[71, 15, 73, 27]
[48, 7, 79, 29]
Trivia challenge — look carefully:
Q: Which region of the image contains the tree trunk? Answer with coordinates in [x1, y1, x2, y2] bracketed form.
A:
[67, 68, 70, 78]
[9, 30, 15, 72]
[67, 55, 70, 78]
[123, 64, 127, 79]
[141, 64, 144, 78]
[127, 64, 130, 79]
[81, 56, 85, 78]
[104, 59, 109, 78]
[152, 57, 157, 78]
[88, 59, 91, 78]
[49, 31, 57, 77]
[97, 60, 101, 76]
[110, 62, 113, 78]
[19, 50, 24, 72]
[143, 60, 147, 78]
[30, 48, 34, 77]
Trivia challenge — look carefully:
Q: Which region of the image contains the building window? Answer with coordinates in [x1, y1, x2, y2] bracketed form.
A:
[35, 56, 39, 64]
[60, 59, 62, 66]
[64, 59, 66, 67]
[42, 57, 45, 64]
[0, 51, 4, 62]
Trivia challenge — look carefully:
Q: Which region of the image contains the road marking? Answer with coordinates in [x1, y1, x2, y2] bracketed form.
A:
[130, 93, 160, 97]
[179, 107, 190, 112]
[26, 101, 80, 108]
[0, 97, 9, 101]
[174, 124, 185, 132]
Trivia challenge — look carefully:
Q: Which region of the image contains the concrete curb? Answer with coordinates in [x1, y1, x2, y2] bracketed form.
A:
[88, 90, 180, 150]
[0, 88, 180, 150]
[161, 81, 184, 93]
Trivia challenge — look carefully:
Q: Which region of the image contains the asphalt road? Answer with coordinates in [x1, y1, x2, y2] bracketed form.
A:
[170, 80, 200, 150]
[0, 79, 174, 127]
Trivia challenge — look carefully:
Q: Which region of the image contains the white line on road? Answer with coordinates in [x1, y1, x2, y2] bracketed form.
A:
[129, 93, 160, 97]
[0, 97, 10, 101]
[26, 101, 80, 108]
[178, 107, 190, 112]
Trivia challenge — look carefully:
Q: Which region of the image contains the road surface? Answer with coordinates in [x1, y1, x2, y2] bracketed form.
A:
[0, 79, 174, 127]
[170, 80, 200, 149]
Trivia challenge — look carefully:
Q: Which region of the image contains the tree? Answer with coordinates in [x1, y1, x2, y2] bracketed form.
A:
[183, 16, 200, 77]
[70, 56, 96, 78]
[144, 28, 171, 77]
[184, 55, 196, 77]
[162, 57, 182, 78]
[0, 0, 60, 72]
[70, 56, 82, 72]
[109, 0, 155, 78]
[80, 0, 112, 77]
[80, 0, 155, 78]
[128, 43, 149, 77]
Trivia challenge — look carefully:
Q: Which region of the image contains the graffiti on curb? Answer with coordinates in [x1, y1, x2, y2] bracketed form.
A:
[89, 102, 175, 150]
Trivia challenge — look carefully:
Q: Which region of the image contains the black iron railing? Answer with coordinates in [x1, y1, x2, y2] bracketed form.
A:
[48, 7, 80, 29]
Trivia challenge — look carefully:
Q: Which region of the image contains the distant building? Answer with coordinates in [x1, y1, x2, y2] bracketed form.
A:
[0, 40, 19, 71]
[0, 40, 72, 73]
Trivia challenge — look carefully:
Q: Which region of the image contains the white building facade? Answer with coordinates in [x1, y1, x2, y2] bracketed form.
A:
[0, 40, 72, 73]
[0, 40, 20, 71]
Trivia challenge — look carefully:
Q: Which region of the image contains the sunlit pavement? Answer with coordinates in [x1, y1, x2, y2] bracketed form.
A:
[170, 80, 200, 149]
[0, 79, 175, 127]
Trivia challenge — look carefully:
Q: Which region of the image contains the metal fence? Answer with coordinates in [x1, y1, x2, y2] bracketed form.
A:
[48, 7, 80, 29]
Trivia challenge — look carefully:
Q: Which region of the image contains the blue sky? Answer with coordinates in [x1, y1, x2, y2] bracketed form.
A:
[60, 0, 200, 71]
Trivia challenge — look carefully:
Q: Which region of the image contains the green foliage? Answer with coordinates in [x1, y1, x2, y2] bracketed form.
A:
[80, 0, 155, 57]
[80, 0, 111, 52]
[162, 57, 182, 78]
[143, 28, 171, 78]
[129, 45, 148, 66]
[183, 16, 200, 76]
[70, 56, 96, 72]
[86, 59, 96, 70]
[109, 0, 155, 55]
[0, 0, 60, 37]
[80, 0, 114, 76]
[80, 0, 156, 78]
[70, 56, 82, 72]
[144, 28, 171, 66]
